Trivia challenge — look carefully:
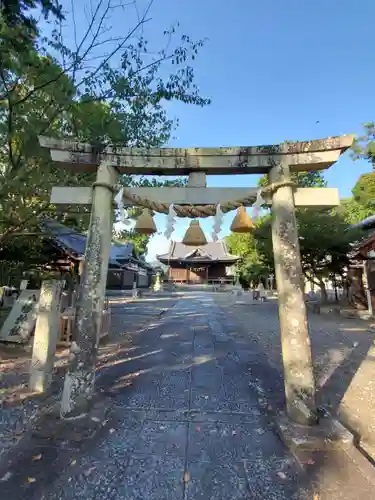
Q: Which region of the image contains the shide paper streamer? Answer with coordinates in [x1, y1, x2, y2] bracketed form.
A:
[164, 204, 177, 239]
[212, 204, 224, 241]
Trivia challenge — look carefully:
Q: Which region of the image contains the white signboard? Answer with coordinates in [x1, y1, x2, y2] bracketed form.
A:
[0, 290, 40, 343]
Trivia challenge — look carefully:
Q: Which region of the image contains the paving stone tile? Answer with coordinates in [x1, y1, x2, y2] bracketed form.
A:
[190, 392, 261, 413]
[190, 386, 227, 404]
[187, 421, 287, 462]
[96, 410, 145, 455]
[132, 420, 187, 457]
[45, 453, 131, 500]
[135, 408, 191, 422]
[188, 409, 262, 424]
[185, 460, 249, 500]
[242, 457, 309, 500]
[114, 455, 185, 500]
[116, 392, 189, 410]
[191, 362, 223, 384]
[158, 371, 190, 397]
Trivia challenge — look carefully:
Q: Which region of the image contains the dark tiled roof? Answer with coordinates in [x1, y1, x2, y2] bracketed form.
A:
[39, 217, 137, 267]
[350, 214, 375, 231]
[157, 241, 239, 262]
[347, 214, 375, 259]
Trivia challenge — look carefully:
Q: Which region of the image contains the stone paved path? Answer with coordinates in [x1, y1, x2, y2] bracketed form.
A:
[213, 293, 375, 460]
[0, 293, 374, 499]
[0, 294, 178, 461]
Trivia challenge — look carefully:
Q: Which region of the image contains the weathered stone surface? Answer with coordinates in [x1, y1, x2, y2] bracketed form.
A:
[0, 293, 373, 499]
[40, 133, 353, 174]
[275, 412, 354, 451]
[29, 280, 65, 393]
[60, 162, 117, 419]
[269, 160, 317, 424]
[32, 397, 111, 442]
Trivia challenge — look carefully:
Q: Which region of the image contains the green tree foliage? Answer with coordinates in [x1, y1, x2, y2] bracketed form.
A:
[0, 0, 62, 29]
[338, 198, 373, 225]
[333, 172, 375, 226]
[258, 170, 327, 188]
[352, 122, 375, 168]
[0, 0, 210, 269]
[114, 230, 148, 257]
[351, 172, 375, 208]
[0, 0, 63, 54]
[226, 170, 329, 287]
[254, 209, 359, 298]
[349, 124, 375, 224]
[225, 217, 271, 286]
[247, 169, 359, 296]
[238, 145, 374, 296]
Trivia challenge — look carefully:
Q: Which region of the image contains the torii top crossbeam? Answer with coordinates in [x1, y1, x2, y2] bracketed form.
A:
[39, 135, 354, 175]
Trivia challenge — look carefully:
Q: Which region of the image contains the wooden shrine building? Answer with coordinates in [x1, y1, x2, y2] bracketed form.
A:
[157, 241, 239, 284]
[39, 218, 152, 289]
[347, 214, 375, 310]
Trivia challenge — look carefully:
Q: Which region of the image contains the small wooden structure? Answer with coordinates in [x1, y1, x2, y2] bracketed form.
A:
[157, 241, 239, 284]
[348, 217, 375, 312]
[59, 294, 110, 346]
[39, 217, 152, 289]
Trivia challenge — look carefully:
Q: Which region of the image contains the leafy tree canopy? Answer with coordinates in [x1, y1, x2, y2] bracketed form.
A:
[254, 209, 358, 294]
[333, 172, 375, 226]
[225, 216, 271, 286]
[258, 170, 327, 188]
[231, 169, 357, 294]
[0, 0, 63, 32]
[352, 122, 375, 168]
[351, 172, 375, 208]
[0, 0, 210, 269]
[338, 198, 373, 225]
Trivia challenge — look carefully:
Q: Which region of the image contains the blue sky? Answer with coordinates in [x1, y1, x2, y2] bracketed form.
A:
[43, 0, 375, 260]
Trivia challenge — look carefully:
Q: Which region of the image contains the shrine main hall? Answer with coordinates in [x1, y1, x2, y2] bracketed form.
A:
[157, 241, 239, 284]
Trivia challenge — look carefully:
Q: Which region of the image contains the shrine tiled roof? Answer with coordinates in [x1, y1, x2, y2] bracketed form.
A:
[39, 217, 150, 269]
[347, 214, 375, 260]
[157, 241, 239, 263]
[349, 214, 375, 231]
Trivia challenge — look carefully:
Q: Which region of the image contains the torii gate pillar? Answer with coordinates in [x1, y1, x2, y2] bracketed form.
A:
[270, 159, 316, 424]
[60, 161, 117, 419]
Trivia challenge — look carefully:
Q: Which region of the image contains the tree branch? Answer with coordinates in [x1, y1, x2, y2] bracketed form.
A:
[0, 201, 52, 245]
[10, 0, 153, 108]
[0, 68, 22, 172]
[75, 0, 154, 91]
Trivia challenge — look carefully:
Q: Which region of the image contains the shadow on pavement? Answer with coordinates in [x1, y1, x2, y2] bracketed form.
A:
[0, 294, 373, 499]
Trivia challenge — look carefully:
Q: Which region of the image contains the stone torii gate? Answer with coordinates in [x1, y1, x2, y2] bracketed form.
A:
[38, 134, 353, 422]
